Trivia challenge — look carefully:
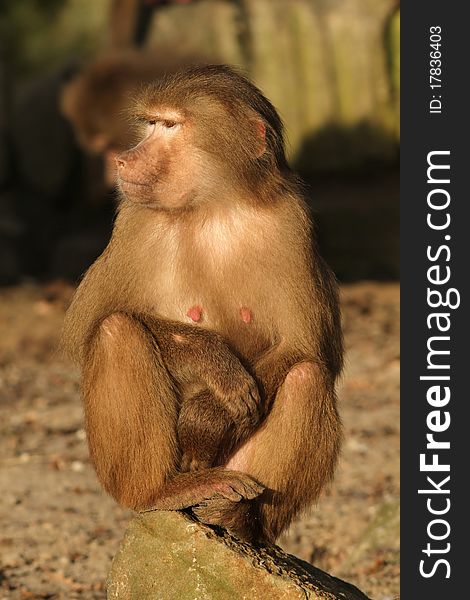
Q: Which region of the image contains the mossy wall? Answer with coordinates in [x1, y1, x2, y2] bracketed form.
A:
[2, 0, 400, 173]
[146, 0, 400, 173]
[0, 0, 112, 76]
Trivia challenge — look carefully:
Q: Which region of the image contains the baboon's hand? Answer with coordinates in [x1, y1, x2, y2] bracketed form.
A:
[142, 468, 265, 511]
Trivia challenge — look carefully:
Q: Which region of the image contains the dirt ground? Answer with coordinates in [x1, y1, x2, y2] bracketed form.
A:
[0, 282, 399, 600]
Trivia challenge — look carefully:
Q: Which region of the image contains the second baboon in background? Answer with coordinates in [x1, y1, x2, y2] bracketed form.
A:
[60, 49, 206, 185]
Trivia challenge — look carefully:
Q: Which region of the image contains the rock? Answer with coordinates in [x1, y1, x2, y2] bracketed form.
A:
[107, 511, 371, 600]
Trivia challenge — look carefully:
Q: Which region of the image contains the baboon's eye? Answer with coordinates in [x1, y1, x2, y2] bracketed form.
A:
[163, 120, 177, 129]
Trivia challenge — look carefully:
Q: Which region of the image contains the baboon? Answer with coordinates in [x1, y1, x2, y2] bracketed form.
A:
[63, 64, 343, 543]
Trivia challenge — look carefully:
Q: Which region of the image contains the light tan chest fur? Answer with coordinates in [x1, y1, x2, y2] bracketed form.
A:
[135, 206, 282, 356]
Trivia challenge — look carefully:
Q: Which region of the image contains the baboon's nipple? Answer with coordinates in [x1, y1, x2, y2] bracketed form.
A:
[240, 307, 253, 324]
[187, 306, 202, 322]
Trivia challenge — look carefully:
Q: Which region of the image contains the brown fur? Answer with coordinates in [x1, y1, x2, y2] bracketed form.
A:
[62, 64, 343, 543]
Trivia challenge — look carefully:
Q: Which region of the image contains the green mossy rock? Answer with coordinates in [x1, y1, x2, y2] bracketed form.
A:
[107, 511, 371, 600]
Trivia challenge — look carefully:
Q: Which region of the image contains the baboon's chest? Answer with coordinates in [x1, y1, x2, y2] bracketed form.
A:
[149, 256, 271, 360]
[156, 276, 270, 359]
[142, 210, 277, 359]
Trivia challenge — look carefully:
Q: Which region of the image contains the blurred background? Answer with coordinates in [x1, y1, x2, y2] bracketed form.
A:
[0, 1, 399, 599]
